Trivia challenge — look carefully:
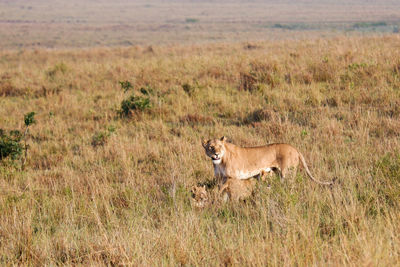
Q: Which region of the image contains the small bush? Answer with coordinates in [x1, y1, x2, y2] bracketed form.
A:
[119, 95, 151, 116]
[139, 86, 154, 95]
[24, 112, 36, 126]
[0, 112, 36, 163]
[117, 81, 151, 117]
[119, 80, 133, 93]
[0, 129, 23, 160]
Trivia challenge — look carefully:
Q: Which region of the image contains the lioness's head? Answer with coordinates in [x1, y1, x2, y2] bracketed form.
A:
[201, 136, 227, 165]
[191, 185, 209, 208]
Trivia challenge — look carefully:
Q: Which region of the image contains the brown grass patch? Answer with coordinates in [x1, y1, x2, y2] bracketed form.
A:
[1, 36, 400, 265]
[179, 114, 215, 126]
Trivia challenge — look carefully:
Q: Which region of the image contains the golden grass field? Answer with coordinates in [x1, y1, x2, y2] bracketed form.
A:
[0, 35, 400, 265]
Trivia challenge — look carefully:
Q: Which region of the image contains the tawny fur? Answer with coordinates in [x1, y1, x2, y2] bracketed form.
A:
[202, 136, 333, 185]
[219, 177, 257, 202]
[191, 185, 209, 208]
[191, 178, 257, 207]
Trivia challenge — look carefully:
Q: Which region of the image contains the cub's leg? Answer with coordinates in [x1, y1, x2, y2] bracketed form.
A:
[259, 168, 273, 181]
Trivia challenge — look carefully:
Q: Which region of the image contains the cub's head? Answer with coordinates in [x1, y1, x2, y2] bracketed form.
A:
[201, 136, 227, 165]
[191, 185, 209, 208]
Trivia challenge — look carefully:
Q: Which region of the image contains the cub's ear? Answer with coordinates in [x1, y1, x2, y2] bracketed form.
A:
[220, 136, 227, 142]
[191, 186, 197, 193]
[201, 139, 208, 148]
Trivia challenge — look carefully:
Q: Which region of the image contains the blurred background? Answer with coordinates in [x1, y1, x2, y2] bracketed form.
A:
[1, 0, 400, 49]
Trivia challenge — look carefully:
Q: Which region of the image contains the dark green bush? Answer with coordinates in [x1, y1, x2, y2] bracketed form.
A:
[119, 80, 133, 93]
[0, 129, 23, 160]
[24, 112, 36, 126]
[0, 112, 36, 167]
[119, 95, 151, 116]
[118, 80, 151, 117]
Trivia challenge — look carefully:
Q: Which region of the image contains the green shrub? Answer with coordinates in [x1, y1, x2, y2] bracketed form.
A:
[0, 112, 36, 164]
[119, 80, 133, 93]
[118, 80, 151, 117]
[0, 129, 23, 160]
[119, 95, 151, 116]
[24, 112, 36, 126]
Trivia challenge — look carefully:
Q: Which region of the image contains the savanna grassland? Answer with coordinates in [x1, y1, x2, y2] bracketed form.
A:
[1, 35, 400, 265]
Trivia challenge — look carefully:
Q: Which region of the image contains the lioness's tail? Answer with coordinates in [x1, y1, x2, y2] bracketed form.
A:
[299, 152, 334, 186]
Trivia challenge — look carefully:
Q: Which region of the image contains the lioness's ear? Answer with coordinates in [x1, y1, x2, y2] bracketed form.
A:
[191, 186, 197, 193]
[220, 136, 227, 142]
[201, 138, 208, 148]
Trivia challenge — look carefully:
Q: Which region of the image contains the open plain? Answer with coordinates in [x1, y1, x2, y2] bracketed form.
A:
[1, 35, 400, 265]
[0, 0, 400, 265]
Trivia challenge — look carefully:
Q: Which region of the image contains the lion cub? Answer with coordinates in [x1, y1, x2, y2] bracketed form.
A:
[191, 177, 257, 207]
[219, 177, 257, 202]
[191, 185, 210, 208]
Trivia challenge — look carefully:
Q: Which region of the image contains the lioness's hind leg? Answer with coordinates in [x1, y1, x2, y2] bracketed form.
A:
[279, 169, 286, 182]
[279, 156, 295, 181]
[280, 165, 298, 182]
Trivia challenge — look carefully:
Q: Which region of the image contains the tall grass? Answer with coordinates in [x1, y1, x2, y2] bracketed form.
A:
[0, 36, 399, 265]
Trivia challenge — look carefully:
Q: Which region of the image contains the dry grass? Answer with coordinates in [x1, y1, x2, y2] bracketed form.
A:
[0, 35, 400, 265]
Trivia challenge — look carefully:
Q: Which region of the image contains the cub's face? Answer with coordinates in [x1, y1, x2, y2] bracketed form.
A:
[201, 136, 227, 165]
[191, 185, 209, 208]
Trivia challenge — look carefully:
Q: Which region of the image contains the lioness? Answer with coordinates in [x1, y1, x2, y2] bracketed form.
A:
[202, 136, 333, 185]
